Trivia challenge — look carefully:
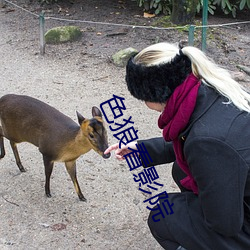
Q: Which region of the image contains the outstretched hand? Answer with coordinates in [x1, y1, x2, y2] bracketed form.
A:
[104, 141, 137, 160]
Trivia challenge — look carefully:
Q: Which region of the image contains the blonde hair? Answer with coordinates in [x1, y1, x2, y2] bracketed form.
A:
[134, 42, 250, 113]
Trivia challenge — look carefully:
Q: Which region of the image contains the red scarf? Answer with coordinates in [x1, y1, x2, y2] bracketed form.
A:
[158, 73, 200, 194]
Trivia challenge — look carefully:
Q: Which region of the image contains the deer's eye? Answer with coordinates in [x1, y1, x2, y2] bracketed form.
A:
[89, 133, 94, 139]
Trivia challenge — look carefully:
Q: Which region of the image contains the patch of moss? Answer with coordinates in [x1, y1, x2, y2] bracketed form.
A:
[152, 16, 172, 28]
[152, 16, 192, 33]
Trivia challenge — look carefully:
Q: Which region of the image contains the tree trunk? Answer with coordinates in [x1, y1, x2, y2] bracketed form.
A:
[171, 0, 198, 25]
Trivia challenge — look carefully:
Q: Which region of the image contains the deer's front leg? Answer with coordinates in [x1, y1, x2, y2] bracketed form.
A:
[65, 160, 86, 202]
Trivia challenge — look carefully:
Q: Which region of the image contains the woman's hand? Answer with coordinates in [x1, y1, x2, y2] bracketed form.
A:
[104, 141, 137, 160]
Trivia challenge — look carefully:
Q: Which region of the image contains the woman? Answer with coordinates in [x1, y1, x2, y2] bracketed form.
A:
[104, 42, 250, 250]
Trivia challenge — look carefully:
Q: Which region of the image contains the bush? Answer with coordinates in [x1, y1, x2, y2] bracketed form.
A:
[136, 0, 172, 15]
[136, 0, 250, 18]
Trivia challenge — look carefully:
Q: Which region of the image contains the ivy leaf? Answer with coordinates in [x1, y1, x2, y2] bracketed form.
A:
[239, 0, 246, 10]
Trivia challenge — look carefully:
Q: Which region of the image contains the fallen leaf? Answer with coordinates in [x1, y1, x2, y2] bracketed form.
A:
[143, 12, 155, 18]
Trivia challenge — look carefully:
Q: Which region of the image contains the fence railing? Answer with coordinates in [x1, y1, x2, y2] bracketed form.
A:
[3, 0, 250, 55]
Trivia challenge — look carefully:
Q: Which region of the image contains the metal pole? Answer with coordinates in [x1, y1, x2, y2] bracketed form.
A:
[188, 25, 195, 46]
[39, 11, 45, 55]
[202, 0, 208, 51]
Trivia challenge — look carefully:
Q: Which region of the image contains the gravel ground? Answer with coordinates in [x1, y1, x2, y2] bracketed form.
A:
[0, 1, 249, 249]
[0, 2, 175, 250]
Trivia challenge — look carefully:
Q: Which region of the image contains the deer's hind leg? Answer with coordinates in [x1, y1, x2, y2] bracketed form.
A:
[65, 160, 86, 202]
[10, 141, 26, 172]
[43, 155, 54, 198]
[0, 126, 5, 159]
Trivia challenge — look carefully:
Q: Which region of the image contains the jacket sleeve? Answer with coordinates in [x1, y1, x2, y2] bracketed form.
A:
[185, 136, 248, 237]
[137, 137, 176, 167]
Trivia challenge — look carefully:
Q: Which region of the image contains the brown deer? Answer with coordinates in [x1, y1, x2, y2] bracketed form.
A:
[0, 94, 110, 201]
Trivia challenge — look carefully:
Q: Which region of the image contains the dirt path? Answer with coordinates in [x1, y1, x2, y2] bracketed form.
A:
[0, 3, 176, 250]
[0, 1, 249, 249]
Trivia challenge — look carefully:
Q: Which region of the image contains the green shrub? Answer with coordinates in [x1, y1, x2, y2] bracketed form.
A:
[213, 0, 250, 17]
[196, 0, 216, 15]
[136, 0, 250, 18]
[136, 0, 172, 15]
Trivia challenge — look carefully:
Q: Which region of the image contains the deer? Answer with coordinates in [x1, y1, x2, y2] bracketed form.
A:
[0, 94, 111, 201]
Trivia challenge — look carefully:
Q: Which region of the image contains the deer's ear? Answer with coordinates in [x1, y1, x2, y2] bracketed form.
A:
[76, 111, 85, 125]
[92, 106, 102, 118]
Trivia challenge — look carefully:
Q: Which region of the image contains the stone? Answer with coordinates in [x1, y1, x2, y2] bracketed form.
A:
[112, 47, 138, 67]
[231, 71, 247, 82]
[44, 26, 82, 44]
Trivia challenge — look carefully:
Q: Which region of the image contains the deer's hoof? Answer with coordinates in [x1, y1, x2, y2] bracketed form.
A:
[79, 196, 87, 202]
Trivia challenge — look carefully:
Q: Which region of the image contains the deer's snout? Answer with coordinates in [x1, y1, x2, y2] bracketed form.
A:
[102, 152, 111, 159]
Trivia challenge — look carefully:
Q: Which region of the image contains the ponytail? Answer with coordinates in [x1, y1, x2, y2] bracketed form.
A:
[182, 46, 250, 112]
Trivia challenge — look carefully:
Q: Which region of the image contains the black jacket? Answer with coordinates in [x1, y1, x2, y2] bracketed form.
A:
[139, 84, 250, 249]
